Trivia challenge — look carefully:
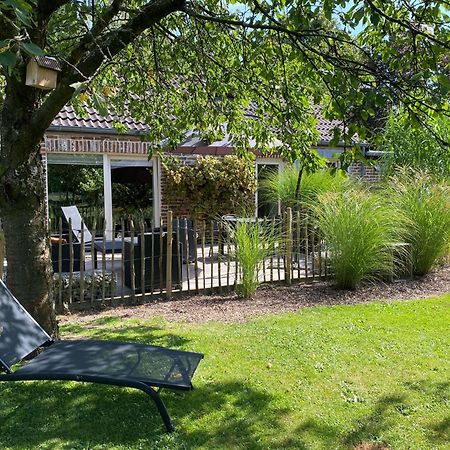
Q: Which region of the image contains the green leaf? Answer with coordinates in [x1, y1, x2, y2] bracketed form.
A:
[0, 51, 16, 68]
[20, 42, 44, 56]
[437, 73, 450, 91]
[92, 92, 109, 117]
[352, 7, 365, 24]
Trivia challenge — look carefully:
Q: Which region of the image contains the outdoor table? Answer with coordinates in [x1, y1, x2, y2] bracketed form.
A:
[92, 237, 137, 268]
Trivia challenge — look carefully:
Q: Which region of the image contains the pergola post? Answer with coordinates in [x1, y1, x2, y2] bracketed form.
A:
[103, 154, 114, 240]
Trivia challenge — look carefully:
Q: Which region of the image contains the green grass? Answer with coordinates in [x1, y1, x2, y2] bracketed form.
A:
[0, 296, 449, 450]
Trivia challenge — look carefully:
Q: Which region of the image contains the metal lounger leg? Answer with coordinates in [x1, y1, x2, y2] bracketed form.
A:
[143, 386, 174, 433]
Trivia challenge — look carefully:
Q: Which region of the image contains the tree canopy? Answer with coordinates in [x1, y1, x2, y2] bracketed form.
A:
[1, 1, 450, 164]
[1, 0, 450, 332]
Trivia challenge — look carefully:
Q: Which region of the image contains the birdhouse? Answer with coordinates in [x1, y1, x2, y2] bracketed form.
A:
[26, 56, 62, 90]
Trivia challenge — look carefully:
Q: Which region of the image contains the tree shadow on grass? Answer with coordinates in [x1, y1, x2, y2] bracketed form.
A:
[282, 394, 409, 449]
[342, 394, 406, 448]
[1, 378, 448, 449]
[287, 382, 450, 450]
[61, 320, 190, 349]
[403, 379, 450, 446]
[0, 380, 289, 450]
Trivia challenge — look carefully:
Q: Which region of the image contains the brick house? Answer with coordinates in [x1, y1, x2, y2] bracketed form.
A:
[43, 104, 376, 233]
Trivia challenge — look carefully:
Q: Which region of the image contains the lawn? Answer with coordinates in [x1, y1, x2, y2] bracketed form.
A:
[0, 295, 449, 450]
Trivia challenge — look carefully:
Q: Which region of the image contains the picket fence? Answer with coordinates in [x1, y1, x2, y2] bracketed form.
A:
[1, 208, 331, 313]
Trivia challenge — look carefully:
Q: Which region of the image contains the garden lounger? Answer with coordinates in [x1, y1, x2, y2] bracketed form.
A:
[0, 280, 203, 432]
[61, 205, 127, 267]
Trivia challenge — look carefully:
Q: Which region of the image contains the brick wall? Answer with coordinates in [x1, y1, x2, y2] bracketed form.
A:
[348, 161, 382, 183]
[44, 132, 149, 155]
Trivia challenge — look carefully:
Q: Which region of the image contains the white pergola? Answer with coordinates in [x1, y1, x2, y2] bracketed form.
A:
[44, 136, 162, 238]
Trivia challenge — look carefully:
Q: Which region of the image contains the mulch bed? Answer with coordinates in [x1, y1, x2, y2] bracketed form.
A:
[60, 264, 450, 325]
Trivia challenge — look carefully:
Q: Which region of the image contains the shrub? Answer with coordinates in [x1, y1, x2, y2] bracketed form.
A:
[164, 155, 257, 219]
[261, 166, 348, 211]
[227, 220, 276, 298]
[315, 188, 402, 289]
[387, 170, 450, 275]
[379, 111, 450, 179]
[53, 271, 116, 308]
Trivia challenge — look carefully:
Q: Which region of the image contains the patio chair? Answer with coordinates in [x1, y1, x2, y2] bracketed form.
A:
[61, 206, 124, 265]
[0, 280, 203, 432]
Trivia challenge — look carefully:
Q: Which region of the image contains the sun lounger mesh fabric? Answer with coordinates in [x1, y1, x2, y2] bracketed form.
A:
[14, 340, 203, 390]
[0, 281, 51, 368]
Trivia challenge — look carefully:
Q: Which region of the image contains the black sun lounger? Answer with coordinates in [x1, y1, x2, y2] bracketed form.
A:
[0, 280, 203, 432]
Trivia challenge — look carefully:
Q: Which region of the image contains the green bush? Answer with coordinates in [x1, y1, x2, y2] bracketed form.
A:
[387, 170, 450, 275]
[227, 221, 276, 298]
[315, 188, 402, 289]
[164, 155, 257, 219]
[379, 111, 450, 179]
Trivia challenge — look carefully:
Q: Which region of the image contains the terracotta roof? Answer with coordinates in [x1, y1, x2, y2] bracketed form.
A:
[49, 104, 352, 145]
[50, 105, 149, 134]
[311, 105, 346, 144]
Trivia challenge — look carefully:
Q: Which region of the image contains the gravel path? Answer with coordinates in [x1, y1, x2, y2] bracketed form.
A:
[60, 264, 450, 325]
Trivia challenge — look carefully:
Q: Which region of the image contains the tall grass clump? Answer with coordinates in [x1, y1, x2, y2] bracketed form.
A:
[261, 166, 348, 211]
[227, 221, 276, 298]
[387, 170, 450, 275]
[315, 188, 402, 289]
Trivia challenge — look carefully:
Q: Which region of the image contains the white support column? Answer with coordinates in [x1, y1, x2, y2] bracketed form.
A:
[152, 156, 162, 227]
[43, 152, 50, 229]
[103, 154, 114, 240]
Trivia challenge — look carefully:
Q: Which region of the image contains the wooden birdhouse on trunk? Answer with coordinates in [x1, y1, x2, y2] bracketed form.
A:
[26, 56, 62, 90]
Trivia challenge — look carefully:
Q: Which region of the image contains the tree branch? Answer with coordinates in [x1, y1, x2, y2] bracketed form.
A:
[19, 0, 185, 150]
[67, 0, 126, 65]
[37, 0, 71, 22]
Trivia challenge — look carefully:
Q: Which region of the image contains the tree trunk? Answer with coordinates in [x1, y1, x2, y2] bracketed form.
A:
[294, 164, 304, 202]
[0, 143, 57, 335]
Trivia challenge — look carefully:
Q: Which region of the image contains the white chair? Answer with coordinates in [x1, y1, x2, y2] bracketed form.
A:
[61, 206, 94, 244]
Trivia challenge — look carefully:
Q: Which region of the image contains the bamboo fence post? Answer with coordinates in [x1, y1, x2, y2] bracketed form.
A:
[317, 227, 323, 278]
[140, 220, 146, 300]
[201, 221, 206, 291]
[130, 220, 136, 302]
[226, 228, 231, 293]
[277, 219, 282, 282]
[58, 217, 63, 309]
[270, 218, 275, 283]
[120, 220, 125, 302]
[311, 224, 316, 281]
[296, 211, 301, 280]
[166, 211, 173, 299]
[68, 218, 74, 305]
[304, 220, 309, 282]
[159, 216, 163, 295]
[210, 220, 214, 293]
[194, 219, 199, 294]
[110, 219, 115, 303]
[175, 218, 182, 293]
[185, 219, 191, 294]
[150, 220, 155, 297]
[218, 221, 222, 294]
[285, 207, 293, 285]
[90, 219, 97, 306]
[262, 218, 267, 283]
[101, 220, 107, 304]
[79, 221, 85, 304]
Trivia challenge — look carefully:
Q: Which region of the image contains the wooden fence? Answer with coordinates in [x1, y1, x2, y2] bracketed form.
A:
[2, 208, 331, 312]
